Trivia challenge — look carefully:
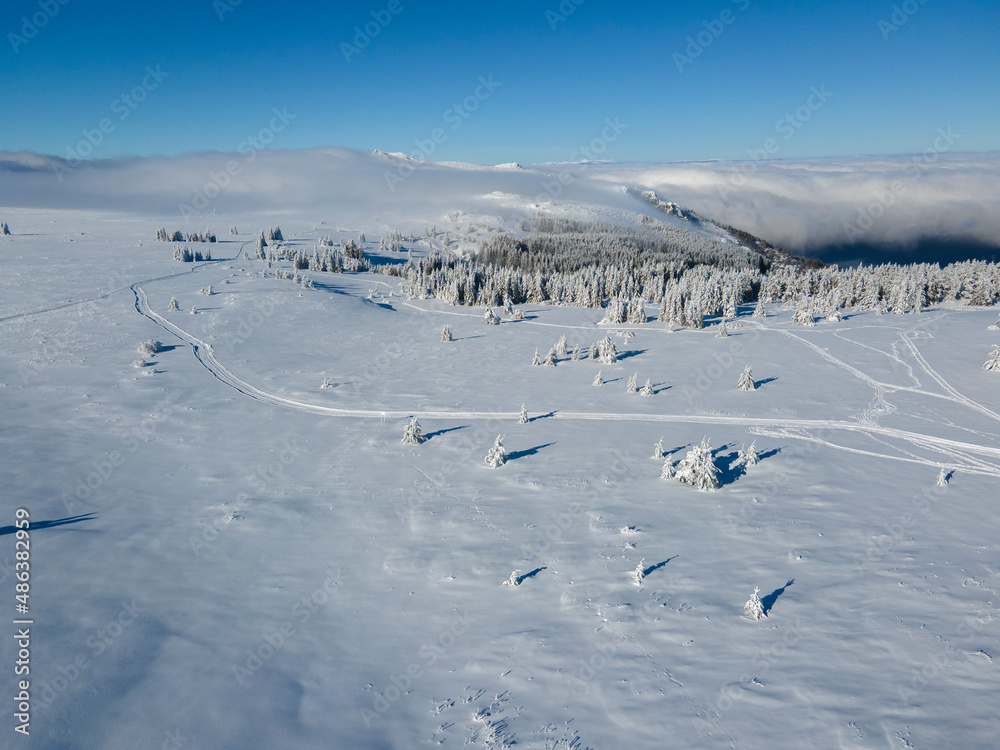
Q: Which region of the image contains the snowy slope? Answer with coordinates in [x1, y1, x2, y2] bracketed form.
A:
[0, 196, 998, 749]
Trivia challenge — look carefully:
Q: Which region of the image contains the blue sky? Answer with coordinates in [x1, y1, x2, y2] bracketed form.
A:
[2, 0, 998, 164]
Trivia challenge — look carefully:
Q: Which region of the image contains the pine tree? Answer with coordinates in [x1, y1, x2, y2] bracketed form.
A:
[532, 349, 543, 366]
[633, 559, 646, 586]
[793, 304, 815, 326]
[936, 468, 950, 487]
[555, 335, 568, 356]
[716, 319, 729, 338]
[519, 404, 529, 424]
[744, 586, 766, 620]
[544, 350, 558, 366]
[402, 418, 425, 445]
[652, 437, 664, 459]
[752, 298, 766, 318]
[660, 458, 675, 480]
[593, 371, 604, 386]
[168, 297, 179, 312]
[737, 441, 759, 468]
[485, 307, 500, 325]
[984, 346, 1000, 372]
[485, 435, 507, 468]
[503, 570, 521, 587]
[674, 437, 720, 491]
[640, 379, 654, 396]
[626, 373, 638, 393]
[738, 365, 756, 391]
[571, 344, 582, 361]
[441, 326, 453, 342]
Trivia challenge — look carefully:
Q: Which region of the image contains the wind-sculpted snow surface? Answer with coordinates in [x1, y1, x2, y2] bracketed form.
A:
[1, 209, 999, 749]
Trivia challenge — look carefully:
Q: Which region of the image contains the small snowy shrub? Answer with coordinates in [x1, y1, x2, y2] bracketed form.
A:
[518, 404, 529, 424]
[744, 586, 765, 620]
[660, 458, 676, 480]
[136, 340, 163, 356]
[652, 437, 664, 459]
[738, 365, 756, 391]
[984, 346, 1000, 372]
[485, 435, 507, 468]
[633, 559, 646, 587]
[593, 370, 604, 386]
[532, 349, 543, 366]
[936, 468, 950, 486]
[485, 307, 500, 326]
[503, 570, 521, 587]
[716, 320, 729, 338]
[544, 350, 557, 366]
[441, 326, 453, 342]
[168, 297, 179, 312]
[402, 417, 425, 445]
[737, 441, 759, 468]
[626, 373, 638, 393]
[640, 379, 654, 396]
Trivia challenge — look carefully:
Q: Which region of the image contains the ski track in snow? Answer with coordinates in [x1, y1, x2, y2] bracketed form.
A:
[130, 258, 1000, 479]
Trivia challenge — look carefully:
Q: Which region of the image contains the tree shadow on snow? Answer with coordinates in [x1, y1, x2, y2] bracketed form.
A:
[642, 556, 678, 579]
[755, 377, 779, 388]
[616, 349, 646, 362]
[761, 579, 794, 615]
[424, 426, 469, 440]
[508, 443, 556, 461]
[715, 451, 747, 487]
[528, 411, 557, 423]
[652, 383, 672, 394]
[455, 335, 485, 341]
[0, 513, 98, 536]
[514, 567, 547, 585]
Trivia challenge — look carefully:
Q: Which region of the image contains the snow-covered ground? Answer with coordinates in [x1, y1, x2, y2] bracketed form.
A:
[1, 204, 998, 749]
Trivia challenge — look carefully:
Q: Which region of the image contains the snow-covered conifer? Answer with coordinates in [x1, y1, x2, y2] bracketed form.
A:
[640, 379, 654, 396]
[168, 297, 179, 312]
[752, 298, 766, 318]
[660, 458, 675, 480]
[936, 468, 950, 487]
[441, 326, 453, 342]
[320, 377, 334, 389]
[571, 344, 582, 361]
[633, 559, 646, 587]
[136, 340, 163, 356]
[738, 365, 756, 391]
[793, 304, 815, 326]
[544, 350, 557, 366]
[737, 441, 759, 468]
[626, 373, 638, 393]
[402, 417, 425, 445]
[532, 349, 543, 366]
[744, 586, 765, 620]
[984, 346, 1000, 372]
[674, 437, 720, 491]
[593, 371, 604, 386]
[716, 319, 729, 338]
[555, 335, 568, 356]
[503, 570, 521, 587]
[485, 307, 500, 325]
[485, 435, 507, 468]
[652, 437, 664, 459]
[519, 404, 529, 424]
[513, 309, 525, 320]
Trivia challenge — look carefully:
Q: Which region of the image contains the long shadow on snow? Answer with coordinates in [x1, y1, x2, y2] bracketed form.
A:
[424, 426, 469, 440]
[641, 556, 678, 579]
[508, 443, 556, 461]
[761, 579, 794, 615]
[0, 513, 98, 536]
[755, 377, 779, 388]
[527, 411, 557, 423]
[514, 567, 547, 585]
[615, 349, 646, 362]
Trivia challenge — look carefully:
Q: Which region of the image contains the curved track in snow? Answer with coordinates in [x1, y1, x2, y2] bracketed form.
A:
[132, 280, 1000, 477]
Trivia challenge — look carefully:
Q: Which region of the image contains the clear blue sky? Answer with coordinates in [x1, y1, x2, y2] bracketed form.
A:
[2, 0, 998, 164]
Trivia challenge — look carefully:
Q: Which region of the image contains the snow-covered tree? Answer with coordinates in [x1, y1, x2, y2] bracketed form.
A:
[738, 365, 756, 391]
[532, 349, 543, 366]
[2, 221, 11, 235]
[793, 304, 815, 326]
[544, 350, 558, 366]
[595, 336, 618, 364]
[168, 297, 179, 312]
[555, 335, 568, 356]
[984, 346, 1000, 372]
[660, 458, 675, 480]
[674, 437, 720, 491]
[752, 298, 766, 318]
[320, 377, 334, 389]
[633, 559, 646, 587]
[485, 307, 500, 325]
[626, 373, 638, 393]
[737, 441, 759, 468]
[513, 309, 525, 320]
[518, 404, 529, 424]
[485, 435, 507, 468]
[593, 370, 604, 386]
[716, 319, 729, 338]
[441, 326, 453, 342]
[571, 344, 582, 361]
[503, 570, 521, 587]
[652, 437, 664, 459]
[402, 417, 425, 445]
[936, 468, 950, 487]
[640, 378, 654, 396]
[744, 586, 765, 620]
[136, 340, 163, 356]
